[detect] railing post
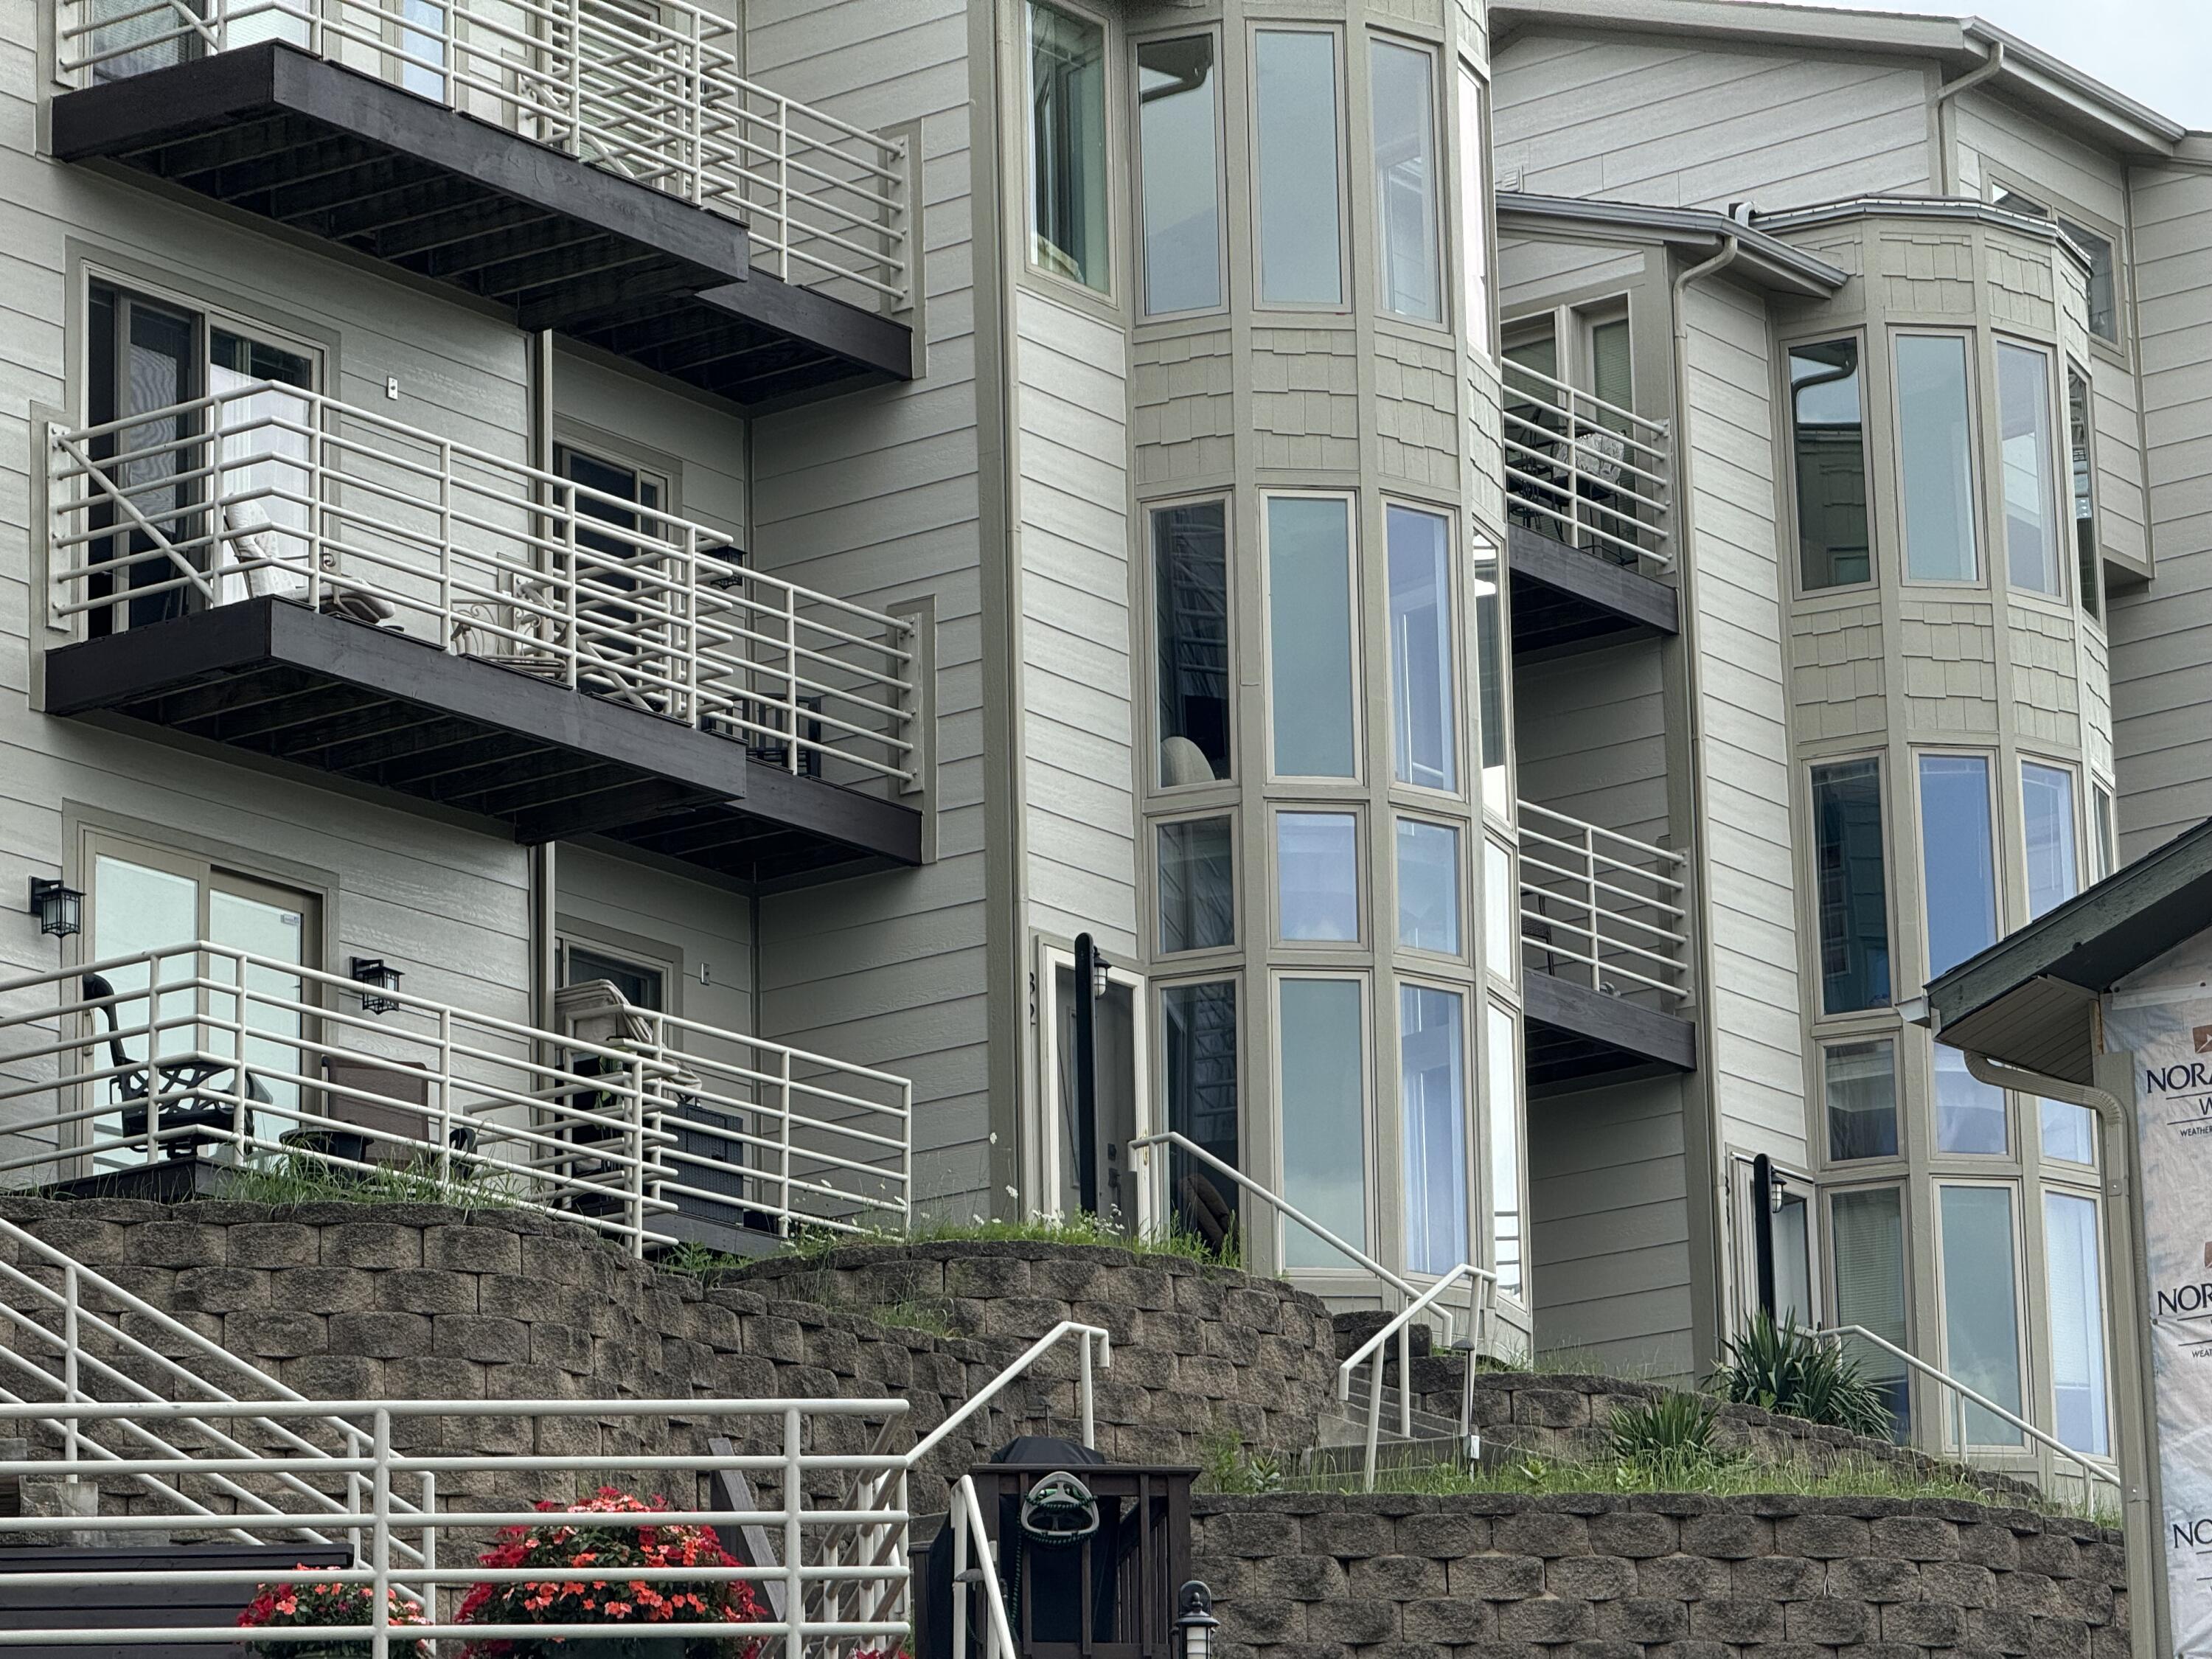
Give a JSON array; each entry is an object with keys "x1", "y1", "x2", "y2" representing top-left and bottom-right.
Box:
[
  {"x1": 775, "y1": 97, "x2": 791, "y2": 282},
  {"x1": 371, "y1": 1408, "x2": 392, "y2": 1659},
  {"x1": 420, "y1": 1470, "x2": 437, "y2": 1617},
  {"x1": 783, "y1": 586, "x2": 799, "y2": 774},
  {"x1": 779, "y1": 1048, "x2": 793, "y2": 1226},
  {"x1": 1079, "y1": 1334, "x2": 1095, "y2": 1450},
  {"x1": 62, "y1": 1263, "x2": 80, "y2": 1482},
  {"x1": 1397, "y1": 1321, "x2": 1412, "y2": 1441},
  {"x1": 784, "y1": 1404, "x2": 806, "y2": 1659}
]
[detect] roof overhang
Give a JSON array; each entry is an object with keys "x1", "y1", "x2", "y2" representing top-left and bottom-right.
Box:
[{"x1": 1498, "y1": 192, "x2": 1848, "y2": 296}]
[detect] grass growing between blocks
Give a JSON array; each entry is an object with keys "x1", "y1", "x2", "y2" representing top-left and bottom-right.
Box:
[{"x1": 771, "y1": 1210, "x2": 1242, "y2": 1268}]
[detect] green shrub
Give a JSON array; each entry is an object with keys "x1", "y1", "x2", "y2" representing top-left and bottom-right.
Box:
[
  {"x1": 1611, "y1": 1391, "x2": 1717, "y2": 1462},
  {"x1": 1709, "y1": 1311, "x2": 1893, "y2": 1440}
]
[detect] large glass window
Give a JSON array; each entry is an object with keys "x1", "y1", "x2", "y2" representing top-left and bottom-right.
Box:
[
  {"x1": 2067, "y1": 370, "x2": 2100, "y2": 623},
  {"x1": 1152, "y1": 501, "x2": 1231, "y2": 786},
  {"x1": 1279, "y1": 813, "x2": 1360, "y2": 942},
  {"x1": 1266, "y1": 496, "x2": 1357, "y2": 777},
  {"x1": 1161, "y1": 981, "x2": 1239, "y2": 1248},
  {"x1": 1826, "y1": 1039, "x2": 1898, "y2": 1161},
  {"x1": 1919, "y1": 754, "x2": 1998, "y2": 977},
  {"x1": 1472, "y1": 539, "x2": 1509, "y2": 817},
  {"x1": 1830, "y1": 1186, "x2": 1910, "y2": 1436},
  {"x1": 1896, "y1": 335, "x2": 1979, "y2": 582},
  {"x1": 2045, "y1": 1191, "x2": 2110, "y2": 1455},
  {"x1": 1483, "y1": 838, "x2": 1514, "y2": 981},
  {"x1": 1456, "y1": 64, "x2": 1489, "y2": 356},
  {"x1": 1136, "y1": 35, "x2": 1221, "y2": 315},
  {"x1": 1386, "y1": 505, "x2": 1456, "y2": 792},
  {"x1": 1395, "y1": 818, "x2": 1461, "y2": 956},
  {"x1": 1158, "y1": 817, "x2": 1234, "y2": 954},
  {"x1": 1401, "y1": 984, "x2": 1468, "y2": 1275},
  {"x1": 2022, "y1": 761, "x2": 2079, "y2": 921},
  {"x1": 1812, "y1": 759, "x2": 1890, "y2": 1015},
  {"x1": 1279, "y1": 978, "x2": 1366, "y2": 1267},
  {"x1": 2093, "y1": 782, "x2": 2116, "y2": 880},
  {"x1": 1486, "y1": 1001, "x2": 1521, "y2": 1298},
  {"x1": 1935, "y1": 1043, "x2": 2008, "y2": 1155},
  {"x1": 1998, "y1": 341, "x2": 2060, "y2": 596},
  {"x1": 1370, "y1": 38, "x2": 1441, "y2": 324},
  {"x1": 1027, "y1": 1, "x2": 1109, "y2": 292},
  {"x1": 1790, "y1": 338, "x2": 1871, "y2": 589},
  {"x1": 1938, "y1": 1184, "x2": 2025, "y2": 1445},
  {"x1": 2042, "y1": 1098, "x2": 2097, "y2": 1166},
  {"x1": 1253, "y1": 29, "x2": 1343, "y2": 306}
]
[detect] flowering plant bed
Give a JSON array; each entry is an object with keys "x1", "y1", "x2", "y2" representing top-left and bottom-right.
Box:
[
  {"x1": 456, "y1": 1487, "x2": 765, "y2": 1659},
  {"x1": 237, "y1": 1571, "x2": 431, "y2": 1659}
]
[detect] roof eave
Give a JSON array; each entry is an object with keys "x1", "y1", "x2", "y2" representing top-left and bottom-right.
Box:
[{"x1": 1496, "y1": 192, "x2": 1847, "y2": 296}]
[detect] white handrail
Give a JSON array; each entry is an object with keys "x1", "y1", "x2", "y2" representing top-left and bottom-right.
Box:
[
  {"x1": 1335, "y1": 1261, "x2": 1497, "y2": 1490},
  {"x1": 1518, "y1": 800, "x2": 1692, "y2": 1007},
  {"x1": 949, "y1": 1474, "x2": 1020, "y2": 1659},
  {"x1": 904, "y1": 1321, "x2": 1111, "y2": 1469},
  {"x1": 1500, "y1": 358, "x2": 1674, "y2": 568}
]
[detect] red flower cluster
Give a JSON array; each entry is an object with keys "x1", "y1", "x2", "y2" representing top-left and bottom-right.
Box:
[
  {"x1": 456, "y1": 1488, "x2": 765, "y2": 1659},
  {"x1": 237, "y1": 1569, "x2": 431, "y2": 1659}
]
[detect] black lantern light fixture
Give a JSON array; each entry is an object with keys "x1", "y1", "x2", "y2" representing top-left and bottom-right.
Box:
[
  {"x1": 350, "y1": 956, "x2": 403, "y2": 1015},
  {"x1": 29, "y1": 879, "x2": 83, "y2": 939},
  {"x1": 1176, "y1": 1582, "x2": 1220, "y2": 1659}
]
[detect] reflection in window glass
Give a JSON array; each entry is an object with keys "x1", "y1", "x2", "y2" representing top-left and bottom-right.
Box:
[
  {"x1": 1157, "y1": 817, "x2": 1234, "y2": 955},
  {"x1": 1387, "y1": 506, "x2": 1455, "y2": 792},
  {"x1": 1939, "y1": 1184, "x2": 2025, "y2": 1445},
  {"x1": 1371, "y1": 39, "x2": 1441, "y2": 323},
  {"x1": 2093, "y1": 783, "x2": 2116, "y2": 880},
  {"x1": 1483, "y1": 837, "x2": 1514, "y2": 981},
  {"x1": 1826, "y1": 1040, "x2": 1898, "y2": 1161},
  {"x1": 2068, "y1": 370, "x2": 2100, "y2": 622},
  {"x1": 1254, "y1": 29, "x2": 1342, "y2": 305},
  {"x1": 1812, "y1": 759, "x2": 1890, "y2": 1015},
  {"x1": 1396, "y1": 818, "x2": 1460, "y2": 956},
  {"x1": 1486, "y1": 1001, "x2": 1521, "y2": 1297},
  {"x1": 1267, "y1": 497, "x2": 1357, "y2": 776},
  {"x1": 1456, "y1": 64, "x2": 1489, "y2": 355},
  {"x1": 1279, "y1": 978, "x2": 1366, "y2": 1267},
  {"x1": 1590, "y1": 316, "x2": 1632, "y2": 418},
  {"x1": 1137, "y1": 35, "x2": 1221, "y2": 315},
  {"x1": 2042, "y1": 1099, "x2": 2097, "y2": 1166},
  {"x1": 1161, "y1": 981, "x2": 1239, "y2": 1245},
  {"x1": 1279, "y1": 813, "x2": 1359, "y2": 942},
  {"x1": 2022, "y1": 762, "x2": 2078, "y2": 920},
  {"x1": 1831, "y1": 1187, "x2": 1911, "y2": 1437},
  {"x1": 1919, "y1": 754, "x2": 1997, "y2": 977},
  {"x1": 1933, "y1": 1043, "x2": 2007, "y2": 1155},
  {"x1": 1791, "y1": 338, "x2": 1871, "y2": 588},
  {"x1": 1153, "y1": 502, "x2": 1231, "y2": 786},
  {"x1": 2045, "y1": 1191, "x2": 2110, "y2": 1455},
  {"x1": 1026, "y1": 2, "x2": 1109, "y2": 291},
  {"x1": 1401, "y1": 985, "x2": 1467, "y2": 1275},
  {"x1": 1472, "y1": 540, "x2": 1509, "y2": 816},
  {"x1": 1999, "y1": 341, "x2": 2060, "y2": 595},
  {"x1": 1897, "y1": 335, "x2": 1979, "y2": 582}
]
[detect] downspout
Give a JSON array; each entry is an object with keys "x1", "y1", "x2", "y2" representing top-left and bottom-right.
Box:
[{"x1": 1930, "y1": 39, "x2": 2006, "y2": 195}]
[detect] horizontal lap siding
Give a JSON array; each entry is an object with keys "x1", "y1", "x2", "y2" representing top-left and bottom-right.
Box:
[{"x1": 1514, "y1": 644, "x2": 1669, "y2": 849}]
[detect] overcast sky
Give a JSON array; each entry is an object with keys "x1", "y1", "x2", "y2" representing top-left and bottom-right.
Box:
[{"x1": 1739, "y1": 0, "x2": 2212, "y2": 129}]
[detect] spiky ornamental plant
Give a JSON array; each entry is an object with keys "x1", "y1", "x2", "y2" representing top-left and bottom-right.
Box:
[{"x1": 1709, "y1": 1310, "x2": 1895, "y2": 1440}]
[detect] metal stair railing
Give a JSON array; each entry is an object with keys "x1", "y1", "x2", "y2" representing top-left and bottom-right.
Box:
[
  {"x1": 1336, "y1": 1261, "x2": 1497, "y2": 1491},
  {"x1": 948, "y1": 1472, "x2": 1021, "y2": 1659}
]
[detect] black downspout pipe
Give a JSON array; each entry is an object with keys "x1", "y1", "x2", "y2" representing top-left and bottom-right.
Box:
[
  {"x1": 1750, "y1": 1152, "x2": 1777, "y2": 1320},
  {"x1": 1074, "y1": 932, "x2": 1099, "y2": 1215}
]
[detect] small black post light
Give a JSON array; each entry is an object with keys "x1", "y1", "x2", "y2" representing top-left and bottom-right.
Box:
[
  {"x1": 1176, "y1": 1581, "x2": 1220, "y2": 1659},
  {"x1": 29, "y1": 879, "x2": 83, "y2": 939},
  {"x1": 350, "y1": 956, "x2": 403, "y2": 1015}
]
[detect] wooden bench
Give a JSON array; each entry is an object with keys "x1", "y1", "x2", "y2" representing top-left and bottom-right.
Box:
[{"x1": 0, "y1": 1542, "x2": 351, "y2": 1659}]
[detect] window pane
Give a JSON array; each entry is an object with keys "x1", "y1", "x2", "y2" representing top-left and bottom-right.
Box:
[
  {"x1": 1279, "y1": 813, "x2": 1359, "y2": 941},
  {"x1": 2068, "y1": 370, "x2": 2100, "y2": 622},
  {"x1": 1938, "y1": 1184, "x2": 2024, "y2": 1445},
  {"x1": 1456, "y1": 65, "x2": 1489, "y2": 355},
  {"x1": 1826, "y1": 1040, "x2": 1898, "y2": 1161},
  {"x1": 2022, "y1": 762, "x2": 2078, "y2": 920},
  {"x1": 1401, "y1": 985, "x2": 1468, "y2": 1274},
  {"x1": 1472, "y1": 540, "x2": 1509, "y2": 816},
  {"x1": 1161, "y1": 981, "x2": 1239, "y2": 1245},
  {"x1": 1935, "y1": 1043, "x2": 2008, "y2": 1155},
  {"x1": 1371, "y1": 39, "x2": 1441, "y2": 323},
  {"x1": 1254, "y1": 29, "x2": 1343, "y2": 305},
  {"x1": 1279, "y1": 978, "x2": 1366, "y2": 1267},
  {"x1": 2045, "y1": 1191, "x2": 2110, "y2": 1455},
  {"x1": 1158, "y1": 817, "x2": 1234, "y2": 954},
  {"x1": 1396, "y1": 818, "x2": 1460, "y2": 956},
  {"x1": 2041, "y1": 1098, "x2": 2097, "y2": 1166},
  {"x1": 1590, "y1": 317, "x2": 1632, "y2": 415},
  {"x1": 1028, "y1": 1, "x2": 1108, "y2": 291},
  {"x1": 1387, "y1": 505, "x2": 1456, "y2": 791},
  {"x1": 1154, "y1": 501, "x2": 1231, "y2": 785},
  {"x1": 1919, "y1": 754, "x2": 1997, "y2": 976},
  {"x1": 1137, "y1": 35, "x2": 1221, "y2": 314},
  {"x1": 1486, "y1": 1001, "x2": 1521, "y2": 1298},
  {"x1": 1791, "y1": 338, "x2": 1871, "y2": 588},
  {"x1": 1483, "y1": 837, "x2": 1514, "y2": 980},
  {"x1": 1812, "y1": 758, "x2": 1890, "y2": 1015},
  {"x1": 1897, "y1": 335, "x2": 1979, "y2": 582},
  {"x1": 1999, "y1": 341, "x2": 2060, "y2": 596},
  {"x1": 1267, "y1": 497, "x2": 1357, "y2": 776},
  {"x1": 2057, "y1": 217, "x2": 2118, "y2": 343},
  {"x1": 1831, "y1": 1187, "x2": 1911, "y2": 1438},
  {"x1": 2093, "y1": 783, "x2": 2115, "y2": 880}
]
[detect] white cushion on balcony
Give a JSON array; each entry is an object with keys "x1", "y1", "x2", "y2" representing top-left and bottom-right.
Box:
[{"x1": 217, "y1": 501, "x2": 313, "y2": 605}]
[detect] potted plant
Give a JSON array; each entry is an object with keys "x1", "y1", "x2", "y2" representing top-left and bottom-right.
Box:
[
  {"x1": 236, "y1": 1571, "x2": 431, "y2": 1659},
  {"x1": 456, "y1": 1487, "x2": 765, "y2": 1659}
]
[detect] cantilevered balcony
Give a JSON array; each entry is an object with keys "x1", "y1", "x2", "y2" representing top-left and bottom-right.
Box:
[
  {"x1": 1517, "y1": 801, "x2": 1697, "y2": 1089},
  {"x1": 44, "y1": 384, "x2": 923, "y2": 882},
  {"x1": 50, "y1": 0, "x2": 912, "y2": 405},
  {"x1": 1503, "y1": 366, "x2": 1678, "y2": 651}
]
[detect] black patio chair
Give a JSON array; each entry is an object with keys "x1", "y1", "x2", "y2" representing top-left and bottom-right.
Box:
[{"x1": 80, "y1": 971, "x2": 268, "y2": 1158}]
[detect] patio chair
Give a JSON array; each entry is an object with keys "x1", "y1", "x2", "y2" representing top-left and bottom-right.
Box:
[
  {"x1": 218, "y1": 502, "x2": 402, "y2": 627},
  {"x1": 79, "y1": 972, "x2": 268, "y2": 1158}
]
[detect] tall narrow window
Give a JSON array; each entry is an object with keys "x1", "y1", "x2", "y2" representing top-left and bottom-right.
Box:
[
  {"x1": 2021, "y1": 761, "x2": 2079, "y2": 920},
  {"x1": 1790, "y1": 338, "x2": 1871, "y2": 588},
  {"x1": 1919, "y1": 754, "x2": 1997, "y2": 976},
  {"x1": 1830, "y1": 1186, "x2": 1910, "y2": 1436},
  {"x1": 1395, "y1": 818, "x2": 1461, "y2": 956},
  {"x1": 1472, "y1": 538, "x2": 1509, "y2": 817},
  {"x1": 1811, "y1": 759, "x2": 1890, "y2": 1015},
  {"x1": 2059, "y1": 218, "x2": 2120, "y2": 344},
  {"x1": 1158, "y1": 817, "x2": 1234, "y2": 954},
  {"x1": 2045, "y1": 1191, "x2": 2110, "y2": 1455},
  {"x1": 1826, "y1": 1039, "x2": 1898, "y2": 1161},
  {"x1": 1279, "y1": 978, "x2": 1366, "y2": 1267},
  {"x1": 2093, "y1": 782, "x2": 2116, "y2": 880},
  {"x1": 1897, "y1": 335, "x2": 1979, "y2": 582},
  {"x1": 1387, "y1": 505, "x2": 1456, "y2": 791},
  {"x1": 1935, "y1": 1042, "x2": 2008, "y2": 1155},
  {"x1": 1266, "y1": 497, "x2": 1357, "y2": 777},
  {"x1": 1456, "y1": 63, "x2": 1489, "y2": 356},
  {"x1": 1483, "y1": 838, "x2": 1514, "y2": 981},
  {"x1": 1136, "y1": 35, "x2": 1221, "y2": 315},
  {"x1": 1279, "y1": 813, "x2": 1360, "y2": 942},
  {"x1": 1486, "y1": 1001, "x2": 1521, "y2": 1297},
  {"x1": 1370, "y1": 38, "x2": 1441, "y2": 324},
  {"x1": 1028, "y1": 1, "x2": 1109, "y2": 292},
  {"x1": 1998, "y1": 341, "x2": 2060, "y2": 596},
  {"x1": 1161, "y1": 981, "x2": 1239, "y2": 1246},
  {"x1": 1401, "y1": 985, "x2": 1468, "y2": 1274},
  {"x1": 1938, "y1": 1184, "x2": 2025, "y2": 1445},
  {"x1": 1253, "y1": 29, "x2": 1343, "y2": 306},
  {"x1": 2042, "y1": 1099, "x2": 2097, "y2": 1166},
  {"x1": 1589, "y1": 316, "x2": 1632, "y2": 420},
  {"x1": 1152, "y1": 502, "x2": 1231, "y2": 786},
  {"x1": 2068, "y1": 369, "x2": 2101, "y2": 622}
]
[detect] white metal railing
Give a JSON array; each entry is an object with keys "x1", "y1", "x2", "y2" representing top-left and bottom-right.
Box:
[
  {"x1": 1502, "y1": 360, "x2": 1673, "y2": 568},
  {"x1": 949, "y1": 1473, "x2": 1021, "y2": 1659},
  {"x1": 0, "y1": 942, "x2": 911, "y2": 1253},
  {"x1": 48, "y1": 386, "x2": 919, "y2": 790},
  {"x1": 1518, "y1": 800, "x2": 1691, "y2": 1008},
  {"x1": 1336, "y1": 1262, "x2": 1496, "y2": 1491},
  {"x1": 53, "y1": 0, "x2": 910, "y2": 309}
]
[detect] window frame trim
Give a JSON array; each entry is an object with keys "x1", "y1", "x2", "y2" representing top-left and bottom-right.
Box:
[
  {"x1": 1259, "y1": 487, "x2": 1366, "y2": 785},
  {"x1": 1270, "y1": 967, "x2": 1377, "y2": 1276},
  {"x1": 1246, "y1": 19, "x2": 1353, "y2": 314},
  {"x1": 1394, "y1": 971, "x2": 1477, "y2": 1276},
  {"x1": 1990, "y1": 331, "x2": 2070, "y2": 607},
  {"x1": 1142, "y1": 490, "x2": 1239, "y2": 802},
  {"x1": 1127, "y1": 18, "x2": 1228, "y2": 321},
  {"x1": 1889, "y1": 326, "x2": 1987, "y2": 591},
  {"x1": 1364, "y1": 25, "x2": 1450, "y2": 333},
  {"x1": 1930, "y1": 1175, "x2": 2033, "y2": 1454},
  {"x1": 1912, "y1": 745, "x2": 2004, "y2": 984},
  {"x1": 1986, "y1": 170, "x2": 2129, "y2": 364},
  {"x1": 1778, "y1": 324, "x2": 1878, "y2": 599},
  {"x1": 1152, "y1": 805, "x2": 1242, "y2": 962},
  {"x1": 1270, "y1": 801, "x2": 1368, "y2": 950},
  {"x1": 1806, "y1": 748, "x2": 1895, "y2": 1024},
  {"x1": 1380, "y1": 495, "x2": 1466, "y2": 803},
  {"x1": 1389, "y1": 810, "x2": 1468, "y2": 966},
  {"x1": 1022, "y1": 0, "x2": 1119, "y2": 304},
  {"x1": 2017, "y1": 753, "x2": 2083, "y2": 925}
]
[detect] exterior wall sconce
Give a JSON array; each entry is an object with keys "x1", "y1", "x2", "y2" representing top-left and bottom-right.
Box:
[
  {"x1": 350, "y1": 956, "x2": 403, "y2": 1015},
  {"x1": 29, "y1": 879, "x2": 83, "y2": 939},
  {"x1": 1176, "y1": 1581, "x2": 1220, "y2": 1659}
]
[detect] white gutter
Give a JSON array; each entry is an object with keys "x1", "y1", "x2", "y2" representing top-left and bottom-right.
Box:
[{"x1": 1928, "y1": 38, "x2": 2003, "y2": 196}]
